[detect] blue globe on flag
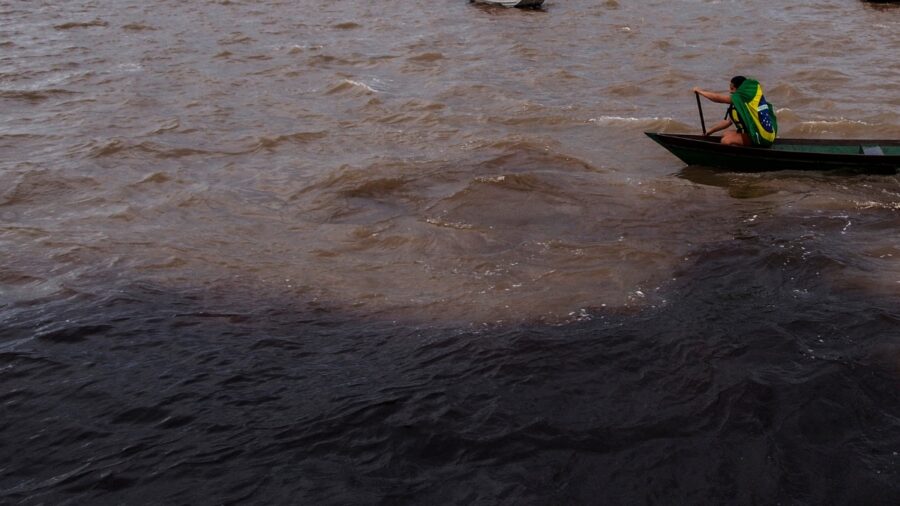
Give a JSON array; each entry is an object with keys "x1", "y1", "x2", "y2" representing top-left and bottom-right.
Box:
[{"x1": 758, "y1": 97, "x2": 774, "y2": 133}]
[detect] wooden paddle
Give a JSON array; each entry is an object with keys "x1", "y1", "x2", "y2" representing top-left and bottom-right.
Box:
[{"x1": 695, "y1": 91, "x2": 707, "y2": 135}]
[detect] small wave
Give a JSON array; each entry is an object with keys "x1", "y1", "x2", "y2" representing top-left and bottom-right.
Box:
[
  {"x1": 135, "y1": 172, "x2": 172, "y2": 185},
  {"x1": 793, "y1": 68, "x2": 852, "y2": 82},
  {"x1": 472, "y1": 173, "x2": 547, "y2": 192},
  {"x1": 389, "y1": 99, "x2": 445, "y2": 113},
  {"x1": 333, "y1": 22, "x2": 361, "y2": 30},
  {"x1": 37, "y1": 324, "x2": 113, "y2": 343},
  {"x1": 767, "y1": 83, "x2": 804, "y2": 99},
  {"x1": 300, "y1": 163, "x2": 425, "y2": 204},
  {"x1": 54, "y1": 19, "x2": 108, "y2": 30},
  {"x1": 0, "y1": 88, "x2": 75, "y2": 102},
  {"x1": 773, "y1": 107, "x2": 798, "y2": 122},
  {"x1": 375, "y1": 110, "x2": 440, "y2": 125},
  {"x1": 0, "y1": 133, "x2": 45, "y2": 142},
  {"x1": 249, "y1": 131, "x2": 328, "y2": 150},
  {"x1": 122, "y1": 23, "x2": 155, "y2": 31},
  {"x1": 287, "y1": 44, "x2": 323, "y2": 55},
  {"x1": 112, "y1": 406, "x2": 172, "y2": 425},
  {"x1": 23, "y1": 71, "x2": 82, "y2": 89},
  {"x1": 589, "y1": 115, "x2": 676, "y2": 129},
  {"x1": 407, "y1": 52, "x2": 444, "y2": 63},
  {"x1": 425, "y1": 217, "x2": 474, "y2": 230},
  {"x1": 140, "y1": 256, "x2": 187, "y2": 269},
  {"x1": 545, "y1": 69, "x2": 581, "y2": 81},
  {"x1": 308, "y1": 54, "x2": 358, "y2": 67},
  {"x1": 344, "y1": 79, "x2": 379, "y2": 93},
  {"x1": 327, "y1": 79, "x2": 379, "y2": 95},
  {"x1": 82, "y1": 139, "x2": 231, "y2": 159},
  {"x1": 790, "y1": 118, "x2": 873, "y2": 136},
  {"x1": 1, "y1": 171, "x2": 100, "y2": 207},
  {"x1": 116, "y1": 63, "x2": 143, "y2": 73},
  {"x1": 0, "y1": 268, "x2": 43, "y2": 286},
  {"x1": 426, "y1": 171, "x2": 565, "y2": 224},
  {"x1": 855, "y1": 201, "x2": 900, "y2": 210},
  {"x1": 339, "y1": 177, "x2": 411, "y2": 199},
  {"x1": 146, "y1": 118, "x2": 180, "y2": 135},
  {"x1": 474, "y1": 175, "x2": 507, "y2": 184},
  {"x1": 645, "y1": 69, "x2": 695, "y2": 87},
  {"x1": 461, "y1": 140, "x2": 603, "y2": 173},
  {"x1": 800, "y1": 119, "x2": 870, "y2": 127},
  {"x1": 493, "y1": 114, "x2": 580, "y2": 127},
  {"x1": 83, "y1": 139, "x2": 131, "y2": 158},
  {"x1": 604, "y1": 84, "x2": 646, "y2": 97},
  {"x1": 218, "y1": 33, "x2": 255, "y2": 45}
]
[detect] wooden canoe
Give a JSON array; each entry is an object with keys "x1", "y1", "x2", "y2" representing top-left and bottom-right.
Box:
[
  {"x1": 470, "y1": 0, "x2": 545, "y2": 8},
  {"x1": 646, "y1": 132, "x2": 900, "y2": 173}
]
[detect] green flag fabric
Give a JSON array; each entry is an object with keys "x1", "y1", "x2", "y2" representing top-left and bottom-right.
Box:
[{"x1": 730, "y1": 79, "x2": 778, "y2": 147}]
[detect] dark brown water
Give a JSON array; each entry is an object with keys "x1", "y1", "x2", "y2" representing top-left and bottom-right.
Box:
[{"x1": 2, "y1": 0, "x2": 900, "y2": 503}]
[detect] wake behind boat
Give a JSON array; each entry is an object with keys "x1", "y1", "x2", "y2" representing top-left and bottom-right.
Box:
[
  {"x1": 646, "y1": 132, "x2": 900, "y2": 173},
  {"x1": 470, "y1": 0, "x2": 545, "y2": 8}
]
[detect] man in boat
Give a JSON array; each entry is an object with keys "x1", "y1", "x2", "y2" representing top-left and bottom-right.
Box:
[{"x1": 692, "y1": 76, "x2": 778, "y2": 147}]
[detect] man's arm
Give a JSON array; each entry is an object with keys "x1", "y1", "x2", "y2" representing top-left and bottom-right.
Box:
[
  {"x1": 704, "y1": 118, "x2": 732, "y2": 136},
  {"x1": 692, "y1": 87, "x2": 732, "y2": 104}
]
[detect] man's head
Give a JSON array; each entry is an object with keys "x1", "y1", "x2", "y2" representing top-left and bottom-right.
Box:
[{"x1": 729, "y1": 75, "x2": 747, "y2": 92}]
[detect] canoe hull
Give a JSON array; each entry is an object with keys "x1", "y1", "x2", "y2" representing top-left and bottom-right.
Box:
[
  {"x1": 471, "y1": 0, "x2": 545, "y2": 8},
  {"x1": 646, "y1": 132, "x2": 900, "y2": 173}
]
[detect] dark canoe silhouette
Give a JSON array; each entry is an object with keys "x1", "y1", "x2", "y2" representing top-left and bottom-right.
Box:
[
  {"x1": 471, "y1": 0, "x2": 544, "y2": 7},
  {"x1": 646, "y1": 132, "x2": 900, "y2": 173}
]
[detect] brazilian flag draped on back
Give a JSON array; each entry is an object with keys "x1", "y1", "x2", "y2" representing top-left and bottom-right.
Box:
[{"x1": 731, "y1": 79, "x2": 777, "y2": 147}]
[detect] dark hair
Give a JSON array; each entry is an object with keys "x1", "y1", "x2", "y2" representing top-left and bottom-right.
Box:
[{"x1": 730, "y1": 75, "x2": 747, "y2": 88}]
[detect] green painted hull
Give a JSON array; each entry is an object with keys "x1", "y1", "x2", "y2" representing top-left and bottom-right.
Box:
[
  {"x1": 646, "y1": 132, "x2": 900, "y2": 173},
  {"x1": 471, "y1": 0, "x2": 544, "y2": 7}
]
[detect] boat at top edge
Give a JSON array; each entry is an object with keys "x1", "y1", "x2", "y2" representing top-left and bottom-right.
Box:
[
  {"x1": 646, "y1": 132, "x2": 900, "y2": 173},
  {"x1": 470, "y1": 0, "x2": 545, "y2": 8}
]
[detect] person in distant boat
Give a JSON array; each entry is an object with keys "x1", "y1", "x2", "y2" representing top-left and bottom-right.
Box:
[{"x1": 692, "y1": 76, "x2": 778, "y2": 147}]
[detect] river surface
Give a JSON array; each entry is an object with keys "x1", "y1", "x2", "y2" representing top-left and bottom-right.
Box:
[{"x1": 2, "y1": 0, "x2": 900, "y2": 503}]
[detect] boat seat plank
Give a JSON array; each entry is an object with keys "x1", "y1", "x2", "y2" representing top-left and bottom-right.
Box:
[{"x1": 860, "y1": 145, "x2": 884, "y2": 156}]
